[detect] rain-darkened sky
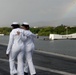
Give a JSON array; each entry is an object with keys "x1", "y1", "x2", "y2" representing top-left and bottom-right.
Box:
[{"x1": 0, "y1": 0, "x2": 76, "y2": 27}]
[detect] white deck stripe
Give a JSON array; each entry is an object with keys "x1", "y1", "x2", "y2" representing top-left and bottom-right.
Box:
[
  {"x1": 35, "y1": 66, "x2": 76, "y2": 75},
  {"x1": 35, "y1": 50, "x2": 76, "y2": 60},
  {"x1": 0, "y1": 58, "x2": 75, "y2": 75},
  {"x1": 0, "y1": 43, "x2": 8, "y2": 46},
  {"x1": 0, "y1": 43, "x2": 76, "y2": 60}
]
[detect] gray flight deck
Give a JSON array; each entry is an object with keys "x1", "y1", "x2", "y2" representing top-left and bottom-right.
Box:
[{"x1": 0, "y1": 45, "x2": 76, "y2": 75}]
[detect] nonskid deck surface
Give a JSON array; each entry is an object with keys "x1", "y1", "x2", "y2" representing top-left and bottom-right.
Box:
[{"x1": 0, "y1": 45, "x2": 76, "y2": 75}]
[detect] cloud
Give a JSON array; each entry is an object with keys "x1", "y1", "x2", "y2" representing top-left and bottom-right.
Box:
[{"x1": 0, "y1": 0, "x2": 75, "y2": 27}]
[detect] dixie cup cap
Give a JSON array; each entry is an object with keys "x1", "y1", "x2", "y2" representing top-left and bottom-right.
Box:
[
  {"x1": 22, "y1": 22, "x2": 29, "y2": 25},
  {"x1": 12, "y1": 22, "x2": 19, "y2": 24}
]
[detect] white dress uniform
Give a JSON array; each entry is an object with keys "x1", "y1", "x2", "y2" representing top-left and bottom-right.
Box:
[
  {"x1": 6, "y1": 28, "x2": 26, "y2": 75},
  {"x1": 23, "y1": 30, "x2": 36, "y2": 75}
]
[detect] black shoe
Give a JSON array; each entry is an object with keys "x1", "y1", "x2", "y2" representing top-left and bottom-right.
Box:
[
  {"x1": 14, "y1": 74, "x2": 17, "y2": 75},
  {"x1": 24, "y1": 72, "x2": 28, "y2": 75},
  {"x1": 33, "y1": 74, "x2": 36, "y2": 75}
]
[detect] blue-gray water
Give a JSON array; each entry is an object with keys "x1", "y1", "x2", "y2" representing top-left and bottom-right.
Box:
[{"x1": 0, "y1": 36, "x2": 76, "y2": 57}]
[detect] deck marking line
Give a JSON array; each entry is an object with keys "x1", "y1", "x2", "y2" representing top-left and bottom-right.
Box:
[
  {"x1": 35, "y1": 50, "x2": 76, "y2": 60},
  {"x1": 35, "y1": 65, "x2": 76, "y2": 75}
]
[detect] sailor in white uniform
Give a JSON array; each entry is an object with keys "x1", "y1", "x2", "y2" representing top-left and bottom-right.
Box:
[
  {"x1": 21, "y1": 22, "x2": 37, "y2": 75},
  {"x1": 6, "y1": 22, "x2": 26, "y2": 75}
]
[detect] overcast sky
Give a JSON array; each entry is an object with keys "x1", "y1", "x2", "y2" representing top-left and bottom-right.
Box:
[{"x1": 0, "y1": 0, "x2": 76, "y2": 27}]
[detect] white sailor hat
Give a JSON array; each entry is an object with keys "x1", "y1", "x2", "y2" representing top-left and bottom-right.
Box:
[
  {"x1": 11, "y1": 22, "x2": 20, "y2": 27},
  {"x1": 21, "y1": 22, "x2": 30, "y2": 29},
  {"x1": 12, "y1": 22, "x2": 19, "y2": 25},
  {"x1": 22, "y1": 22, "x2": 29, "y2": 25},
  {"x1": 11, "y1": 22, "x2": 19, "y2": 26}
]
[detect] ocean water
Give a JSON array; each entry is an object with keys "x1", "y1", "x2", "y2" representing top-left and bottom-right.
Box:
[{"x1": 0, "y1": 35, "x2": 76, "y2": 57}]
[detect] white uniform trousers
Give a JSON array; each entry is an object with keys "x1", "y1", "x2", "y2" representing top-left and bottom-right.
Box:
[
  {"x1": 9, "y1": 45, "x2": 24, "y2": 75},
  {"x1": 24, "y1": 44, "x2": 36, "y2": 75}
]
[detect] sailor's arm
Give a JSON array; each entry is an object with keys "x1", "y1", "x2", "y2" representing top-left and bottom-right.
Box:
[
  {"x1": 17, "y1": 30, "x2": 27, "y2": 42},
  {"x1": 24, "y1": 31, "x2": 37, "y2": 38},
  {"x1": 21, "y1": 33, "x2": 27, "y2": 41},
  {"x1": 31, "y1": 33, "x2": 37, "y2": 38},
  {"x1": 6, "y1": 33, "x2": 14, "y2": 55}
]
